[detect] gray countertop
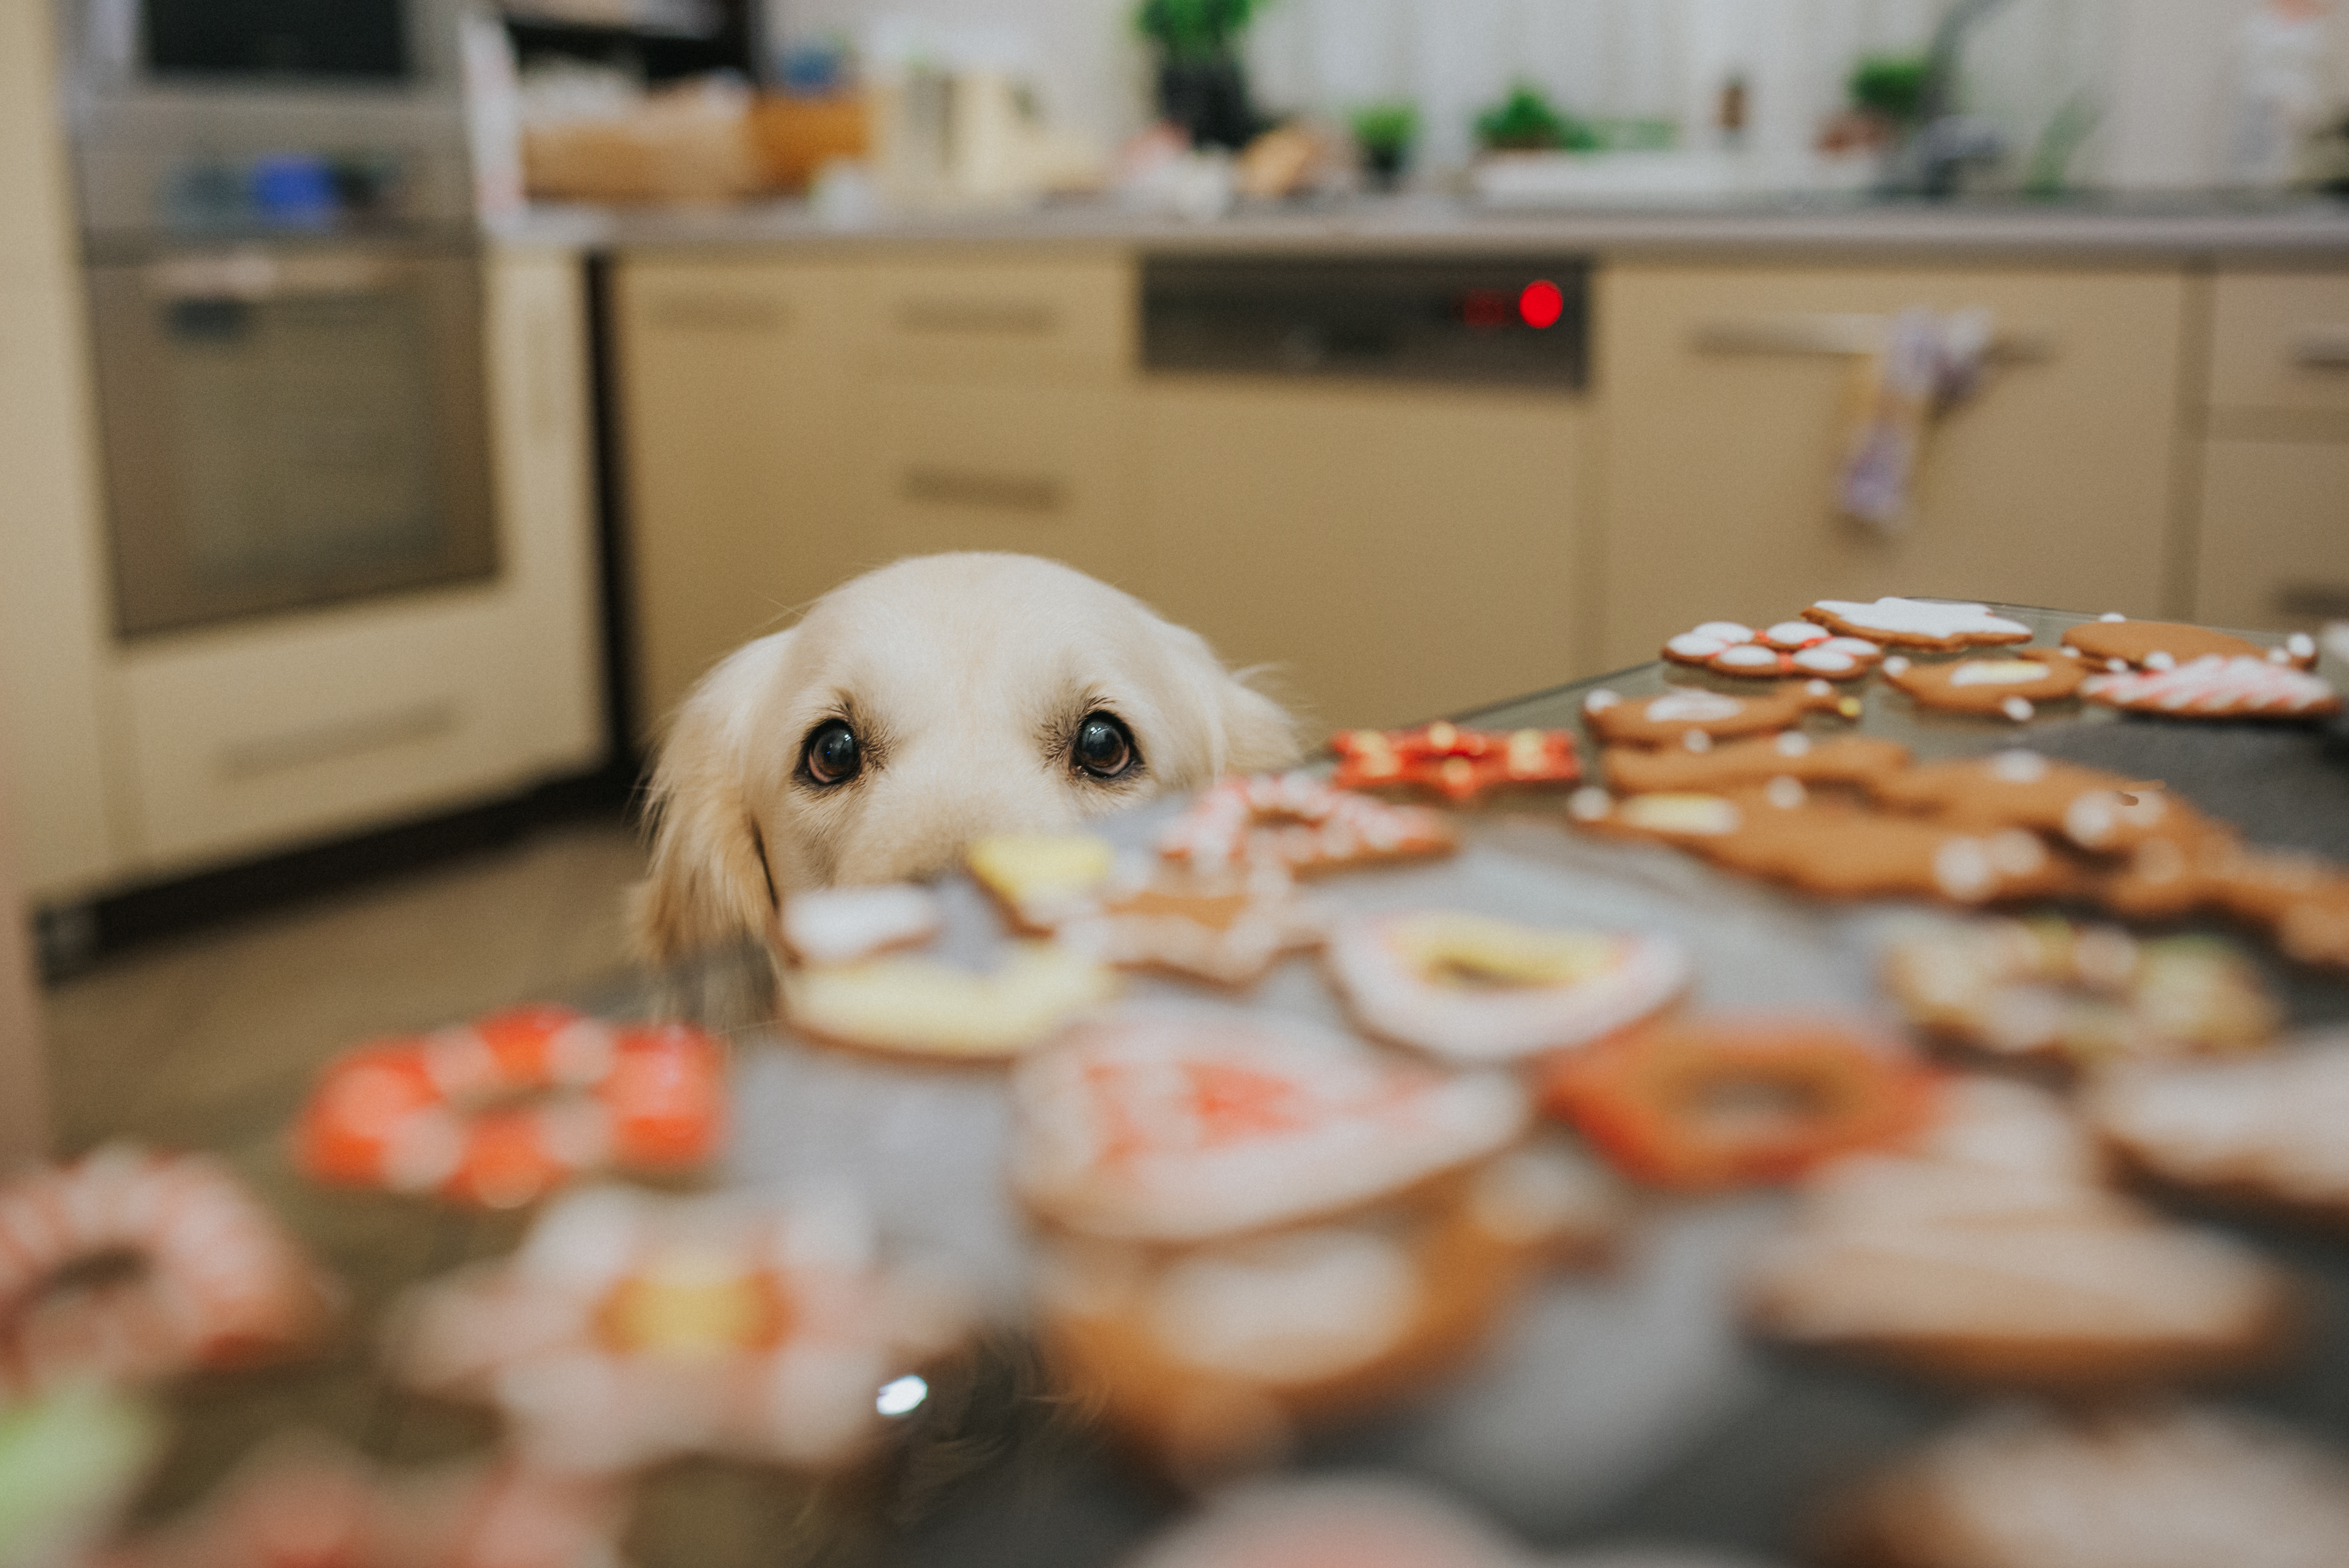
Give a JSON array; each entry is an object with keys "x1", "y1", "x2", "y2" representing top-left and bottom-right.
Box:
[{"x1": 498, "y1": 189, "x2": 2349, "y2": 263}]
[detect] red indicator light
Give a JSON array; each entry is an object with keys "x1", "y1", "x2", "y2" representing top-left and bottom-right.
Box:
[{"x1": 1518, "y1": 279, "x2": 1565, "y2": 329}]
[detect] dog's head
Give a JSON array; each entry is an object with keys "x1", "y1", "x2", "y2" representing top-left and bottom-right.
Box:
[{"x1": 633, "y1": 553, "x2": 1300, "y2": 965}]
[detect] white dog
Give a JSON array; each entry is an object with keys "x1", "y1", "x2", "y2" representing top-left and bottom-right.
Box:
[{"x1": 634, "y1": 553, "x2": 1300, "y2": 965}]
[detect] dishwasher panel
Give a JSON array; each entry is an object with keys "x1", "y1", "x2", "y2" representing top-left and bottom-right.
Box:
[{"x1": 1141, "y1": 255, "x2": 1590, "y2": 388}]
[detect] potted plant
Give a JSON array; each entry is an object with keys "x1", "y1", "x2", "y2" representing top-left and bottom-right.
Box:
[
  {"x1": 1474, "y1": 83, "x2": 1599, "y2": 154},
  {"x1": 1349, "y1": 100, "x2": 1418, "y2": 188},
  {"x1": 1136, "y1": 0, "x2": 1268, "y2": 150}
]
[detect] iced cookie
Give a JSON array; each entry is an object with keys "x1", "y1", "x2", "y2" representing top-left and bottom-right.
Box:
[
  {"x1": 1602, "y1": 732, "x2": 1911, "y2": 795},
  {"x1": 1663, "y1": 620, "x2": 1884, "y2": 680},
  {"x1": 2089, "y1": 1035, "x2": 2349, "y2": 1228},
  {"x1": 1325, "y1": 910, "x2": 1691, "y2": 1064},
  {"x1": 2200, "y1": 848, "x2": 2349, "y2": 964},
  {"x1": 778, "y1": 884, "x2": 942, "y2": 965},
  {"x1": 1582, "y1": 681, "x2": 1852, "y2": 748},
  {"x1": 1160, "y1": 773, "x2": 1457, "y2": 876},
  {"x1": 1698, "y1": 792, "x2": 2076, "y2": 905},
  {"x1": 1868, "y1": 751, "x2": 2205, "y2": 854},
  {"x1": 1057, "y1": 859, "x2": 1326, "y2": 988},
  {"x1": 2061, "y1": 612, "x2": 2316, "y2": 672},
  {"x1": 395, "y1": 1186, "x2": 969, "y2": 1476},
  {"x1": 782, "y1": 942, "x2": 1114, "y2": 1060},
  {"x1": 1541, "y1": 1016, "x2": 1939, "y2": 1191},
  {"x1": 966, "y1": 832, "x2": 1117, "y2": 931},
  {"x1": 1743, "y1": 1078, "x2": 2297, "y2": 1389},
  {"x1": 1882, "y1": 919, "x2": 2277, "y2": 1071},
  {"x1": 2081, "y1": 656, "x2": 2341, "y2": 719},
  {"x1": 1010, "y1": 1010, "x2": 1529, "y2": 1244},
  {"x1": 1817, "y1": 1403, "x2": 2349, "y2": 1568},
  {"x1": 1803, "y1": 597, "x2": 2032, "y2": 651},
  {"x1": 1881, "y1": 648, "x2": 2084, "y2": 720},
  {"x1": 1330, "y1": 721, "x2": 1580, "y2": 805},
  {"x1": 1121, "y1": 1475, "x2": 1535, "y2": 1568}
]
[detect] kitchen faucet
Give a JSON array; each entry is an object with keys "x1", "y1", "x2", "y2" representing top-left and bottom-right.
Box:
[{"x1": 1895, "y1": 0, "x2": 2017, "y2": 197}]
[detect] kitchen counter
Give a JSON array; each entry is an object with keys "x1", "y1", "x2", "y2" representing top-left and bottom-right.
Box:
[{"x1": 505, "y1": 189, "x2": 2349, "y2": 262}]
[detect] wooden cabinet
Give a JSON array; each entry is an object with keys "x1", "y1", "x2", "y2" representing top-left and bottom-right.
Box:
[
  {"x1": 1140, "y1": 379, "x2": 1583, "y2": 731},
  {"x1": 614, "y1": 258, "x2": 867, "y2": 742},
  {"x1": 2193, "y1": 269, "x2": 2349, "y2": 633},
  {"x1": 1594, "y1": 264, "x2": 2190, "y2": 668}
]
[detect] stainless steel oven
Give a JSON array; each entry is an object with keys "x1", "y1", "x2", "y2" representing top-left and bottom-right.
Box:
[{"x1": 87, "y1": 238, "x2": 496, "y2": 637}]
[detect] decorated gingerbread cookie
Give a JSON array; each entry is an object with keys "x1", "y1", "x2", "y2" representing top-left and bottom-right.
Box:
[
  {"x1": 1056, "y1": 858, "x2": 1326, "y2": 988},
  {"x1": 1122, "y1": 1476, "x2": 1538, "y2": 1568},
  {"x1": 1701, "y1": 790, "x2": 2076, "y2": 905},
  {"x1": 1602, "y1": 731, "x2": 1911, "y2": 795},
  {"x1": 1159, "y1": 773, "x2": 1457, "y2": 877},
  {"x1": 1882, "y1": 918, "x2": 2278, "y2": 1072},
  {"x1": 2082, "y1": 655, "x2": 2341, "y2": 719},
  {"x1": 778, "y1": 884, "x2": 942, "y2": 965},
  {"x1": 1329, "y1": 721, "x2": 1580, "y2": 805},
  {"x1": 1582, "y1": 681, "x2": 1852, "y2": 749},
  {"x1": 1324, "y1": 910, "x2": 1690, "y2": 1064},
  {"x1": 1742, "y1": 1077, "x2": 2297, "y2": 1389},
  {"x1": 1867, "y1": 751, "x2": 2205, "y2": 854},
  {"x1": 1802, "y1": 597, "x2": 2031, "y2": 651},
  {"x1": 1881, "y1": 647, "x2": 2084, "y2": 720},
  {"x1": 396, "y1": 1186, "x2": 970, "y2": 1476},
  {"x1": 2211, "y1": 855, "x2": 2349, "y2": 967},
  {"x1": 1662, "y1": 620, "x2": 1884, "y2": 680},
  {"x1": 1542, "y1": 1016, "x2": 1939, "y2": 1191},
  {"x1": 2089, "y1": 1034, "x2": 2349, "y2": 1228},
  {"x1": 1009, "y1": 1009, "x2": 1529, "y2": 1244},
  {"x1": 2061, "y1": 612, "x2": 2317, "y2": 672},
  {"x1": 1818, "y1": 1404, "x2": 2349, "y2": 1568},
  {"x1": 781, "y1": 942, "x2": 1115, "y2": 1060}
]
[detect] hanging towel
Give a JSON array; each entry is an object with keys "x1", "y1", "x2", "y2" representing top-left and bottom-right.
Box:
[{"x1": 1838, "y1": 307, "x2": 1993, "y2": 531}]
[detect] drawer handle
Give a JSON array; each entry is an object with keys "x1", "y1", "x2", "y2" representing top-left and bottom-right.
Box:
[
  {"x1": 2273, "y1": 583, "x2": 2349, "y2": 620},
  {"x1": 901, "y1": 466, "x2": 1066, "y2": 513},
  {"x1": 1692, "y1": 313, "x2": 2055, "y2": 363},
  {"x1": 2289, "y1": 325, "x2": 2349, "y2": 369},
  {"x1": 646, "y1": 293, "x2": 790, "y2": 332},
  {"x1": 895, "y1": 299, "x2": 1058, "y2": 336},
  {"x1": 217, "y1": 700, "x2": 459, "y2": 779}
]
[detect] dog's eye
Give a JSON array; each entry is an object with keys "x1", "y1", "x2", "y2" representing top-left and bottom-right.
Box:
[
  {"x1": 802, "y1": 720, "x2": 860, "y2": 786},
  {"x1": 1072, "y1": 712, "x2": 1138, "y2": 780}
]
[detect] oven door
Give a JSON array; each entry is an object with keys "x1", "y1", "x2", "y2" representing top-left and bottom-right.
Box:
[{"x1": 87, "y1": 241, "x2": 498, "y2": 638}]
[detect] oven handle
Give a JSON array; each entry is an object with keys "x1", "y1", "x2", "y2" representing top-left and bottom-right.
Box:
[{"x1": 144, "y1": 250, "x2": 409, "y2": 302}]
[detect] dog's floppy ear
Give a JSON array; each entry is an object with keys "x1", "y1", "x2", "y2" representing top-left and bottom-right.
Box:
[
  {"x1": 1148, "y1": 616, "x2": 1305, "y2": 781},
  {"x1": 1215, "y1": 668, "x2": 1305, "y2": 776},
  {"x1": 631, "y1": 632, "x2": 792, "y2": 967}
]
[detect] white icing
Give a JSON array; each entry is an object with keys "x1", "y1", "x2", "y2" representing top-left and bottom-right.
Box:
[
  {"x1": 1148, "y1": 1230, "x2": 1420, "y2": 1382},
  {"x1": 1792, "y1": 647, "x2": 1857, "y2": 673},
  {"x1": 2144, "y1": 650, "x2": 2176, "y2": 671},
  {"x1": 2001, "y1": 696, "x2": 2036, "y2": 722},
  {"x1": 1933, "y1": 838, "x2": 1997, "y2": 901},
  {"x1": 1690, "y1": 620, "x2": 1754, "y2": 642},
  {"x1": 1715, "y1": 644, "x2": 1784, "y2": 669},
  {"x1": 1990, "y1": 750, "x2": 2048, "y2": 783},
  {"x1": 781, "y1": 884, "x2": 942, "y2": 967},
  {"x1": 1643, "y1": 691, "x2": 1743, "y2": 723},
  {"x1": 1952, "y1": 660, "x2": 2052, "y2": 687},
  {"x1": 1667, "y1": 632, "x2": 1734, "y2": 659},
  {"x1": 1620, "y1": 794, "x2": 1741, "y2": 834},
  {"x1": 1774, "y1": 731, "x2": 1813, "y2": 757},
  {"x1": 1681, "y1": 729, "x2": 1713, "y2": 753},
  {"x1": 2084, "y1": 656, "x2": 2337, "y2": 716},
  {"x1": 2100, "y1": 611, "x2": 2128, "y2": 622},
  {"x1": 2093, "y1": 1047, "x2": 2349, "y2": 1203},
  {"x1": 1765, "y1": 620, "x2": 1828, "y2": 648},
  {"x1": 1566, "y1": 787, "x2": 1612, "y2": 822},
  {"x1": 1810, "y1": 597, "x2": 2029, "y2": 641},
  {"x1": 2289, "y1": 632, "x2": 2316, "y2": 659},
  {"x1": 1821, "y1": 637, "x2": 1880, "y2": 657},
  {"x1": 1765, "y1": 776, "x2": 1807, "y2": 809},
  {"x1": 1884, "y1": 656, "x2": 1912, "y2": 675}
]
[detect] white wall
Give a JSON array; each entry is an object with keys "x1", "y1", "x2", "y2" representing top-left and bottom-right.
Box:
[{"x1": 773, "y1": 0, "x2": 2349, "y2": 191}]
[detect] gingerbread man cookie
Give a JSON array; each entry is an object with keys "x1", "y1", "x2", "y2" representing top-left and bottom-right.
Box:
[
  {"x1": 1056, "y1": 859, "x2": 1326, "y2": 988},
  {"x1": 1803, "y1": 597, "x2": 2031, "y2": 651},
  {"x1": 2061, "y1": 612, "x2": 2317, "y2": 672},
  {"x1": 1602, "y1": 731, "x2": 1911, "y2": 795},
  {"x1": 1867, "y1": 751, "x2": 2206, "y2": 854},
  {"x1": 1582, "y1": 681, "x2": 1852, "y2": 749},
  {"x1": 1881, "y1": 647, "x2": 2085, "y2": 721},
  {"x1": 2082, "y1": 656, "x2": 2341, "y2": 719},
  {"x1": 1159, "y1": 773, "x2": 1457, "y2": 877}
]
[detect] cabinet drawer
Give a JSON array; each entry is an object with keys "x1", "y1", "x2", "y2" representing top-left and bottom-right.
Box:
[
  {"x1": 2209, "y1": 271, "x2": 2349, "y2": 415},
  {"x1": 862, "y1": 382, "x2": 1137, "y2": 587},
  {"x1": 2195, "y1": 438, "x2": 2349, "y2": 632},
  {"x1": 855, "y1": 259, "x2": 1133, "y2": 382},
  {"x1": 119, "y1": 595, "x2": 594, "y2": 872}
]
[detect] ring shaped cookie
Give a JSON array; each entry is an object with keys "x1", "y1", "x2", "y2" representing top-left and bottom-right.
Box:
[
  {"x1": 1883, "y1": 918, "x2": 2277, "y2": 1070},
  {"x1": 1326, "y1": 911, "x2": 1690, "y2": 1064},
  {"x1": 1542, "y1": 1019, "x2": 1938, "y2": 1191},
  {"x1": 297, "y1": 1005, "x2": 727, "y2": 1209},
  {"x1": 0, "y1": 1144, "x2": 340, "y2": 1395}
]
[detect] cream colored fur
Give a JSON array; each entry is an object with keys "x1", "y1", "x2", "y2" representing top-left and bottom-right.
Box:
[{"x1": 633, "y1": 553, "x2": 1300, "y2": 966}]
